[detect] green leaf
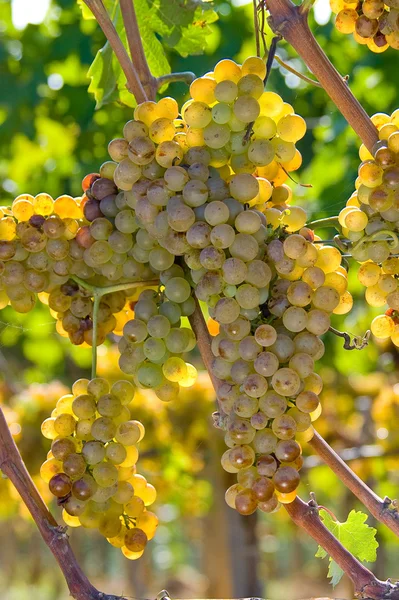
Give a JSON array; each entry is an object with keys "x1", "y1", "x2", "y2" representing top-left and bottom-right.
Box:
[
  {"x1": 316, "y1": 510, "x2": 378, "y2": 587},
  {"x1": 88, "y1": 41, "x2": 121, "y2": 108},
  {"x1": 141, "y1": 0, "x2": 218, "y2": 57},
  {"x1": 134, "y1": 0, "x2": 171, "y2": 77},
  {"x1": 87, "y1": 2, "x2": 170, "y2": 108},
  {"x1": 85, "y1": 0, "x2": 217, "y2": 106},
  {"x1": 77, "y1": 0, "x2": 117, "y2": 20},
  {"x1": 327, "y1": 561, "x2": 345, "y2": 588}
]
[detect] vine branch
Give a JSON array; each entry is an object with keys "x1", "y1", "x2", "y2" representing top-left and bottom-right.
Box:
[
  {"x1": 82, "y1": 0, "x2": 148, "y2": 103},
  {"x1": 188, "y1": 300, "x2": 399, "y2": 598},
  {"x1": 119, "y1": 0, "x2": 157, "y2": 99},
  {"x1": 0, "y1": 408, "x2": 126, "y2": 600},
  {"x1": 309, "y1": 431, "x2": 399, "y2": 537},
  {"x1": 285, "y1": 496, "x2": 399, "y2": 599},
  {"x1": 265, "y1": 0, "x2": 379, "y2": 152}
]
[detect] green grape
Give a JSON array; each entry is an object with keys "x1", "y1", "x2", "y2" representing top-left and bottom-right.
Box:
[
  {"x1": 164, "y1": 277, "x2": 191, "y2": 303},
  {"x1": 162, "y1": 357, "x2": 187, "y2": 382},
  {"x1": 137, "y1": 362, "x2": 164, "y2": 387},
  {"x1": 82, "y1": 441, "x2": 106, "y2": 465}
]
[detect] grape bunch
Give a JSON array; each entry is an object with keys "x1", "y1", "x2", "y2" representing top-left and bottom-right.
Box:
[
  {"x1": 40, "y1": 377, "x2": 158, "y2": 560},
  {"x1": 3, "y1": 56, "x2": 353, "y2": 526},
  {"x1": 330, "y1": 0, "x2": 399, "y2": 52},
  {"x1": 119, "y1": 284, "x2": 197, "y2": 401},
  {"x1": 46, "y1": 280, "x2": 136, "y2": 346},
  {"x1": 0, "y1": 193, "x2": 84, "y2": 313},
  {"x1": 185, "y1": 56, "x2": 305, "y2": 185},
  {"x1": 339, "y1": 110, "x2": 399, "y2": 346},
  {"x1": 210, "y1": 230, "x2": 351, "y2": 514}
]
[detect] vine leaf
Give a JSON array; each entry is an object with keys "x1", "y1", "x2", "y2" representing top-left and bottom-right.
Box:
[
  {"x1": 87, "y1": 2, "x2": 169, "y2": 108},
  {"x1": 143, "y1": 0, "x2": 218, "y2": 56},
  {"x1": 83, "y1": 0, "x2": 217, "y2": 107},
  {"x1": 315, "y1": 510, "x2": 378, "y2": 587}
]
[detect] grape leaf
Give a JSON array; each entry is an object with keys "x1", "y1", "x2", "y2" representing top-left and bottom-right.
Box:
[
  {"x1": 139, "y1": 0, "x2": 218, "y2": 56},
  {"x1": 86, "y1": 1, "x2": 170, "y2": 108},
  {"x1": 85, "y1": 0, "x2": 217, "y2": 106},
  {"x1": 133, "y1": 0, "x2": 171, "y2": 77},
  {"x1": 315, "y1": 510, "x2": 378, "y2": 587}
]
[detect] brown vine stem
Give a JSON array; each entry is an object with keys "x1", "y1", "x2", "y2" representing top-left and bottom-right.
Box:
[
  {"x1": 0, "y1": 407, "x2": 126, "y2": 600},
  {"x1": 285, "y1": 497, "x2": 399, "y2": 599},
  {"x1": 188, "y1": 297, "x2": 224, "y2": 415},
  {"x1": 309, "y1": 431, "x2": 399, "y2": 537},
  {"x1": 82, "y1": 0, "x2": 147, "y2": 103},
  {"x1": 266, "y1": 0, "x2": 379, "y2": 152},
  {"x1": 119, "y1": 0, "x2": 157, "y2": 99},
  {"x1": 188, "y1": 302, "x2": 399, "y2": 598}
]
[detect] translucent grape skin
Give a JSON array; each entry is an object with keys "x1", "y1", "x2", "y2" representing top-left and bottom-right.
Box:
[
  {"x1": 18, "y1": 68, "x2": 333, "y2": 529},
  {"x1": 39, "y1": 376, "x2": 157, "y2": 559}
]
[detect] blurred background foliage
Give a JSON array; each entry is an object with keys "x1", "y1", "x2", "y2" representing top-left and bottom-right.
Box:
[{"x1": 0, "y1": 0, "x2": 398, "y2": 598}]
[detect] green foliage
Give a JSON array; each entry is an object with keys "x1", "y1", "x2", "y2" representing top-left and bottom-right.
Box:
[
  {"x1": 316, "y1": 509, "x2": 378, "y2": 586},
  {"x1": 86, "y1": 0, "x2": 217, "y2": 107}
]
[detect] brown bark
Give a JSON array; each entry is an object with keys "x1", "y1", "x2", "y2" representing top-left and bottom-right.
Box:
[
  {"x1": 266, "y1": 0, "x2": 379, "y2": 152},
  {"x1": 0, "y1": 407, "x2": 126, "y2": 600}
]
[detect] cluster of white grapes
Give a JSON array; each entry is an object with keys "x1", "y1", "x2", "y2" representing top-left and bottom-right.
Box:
[
  {"x1": 0, "y1": 193, "x2": 85, "y2": 313},
  {"x1": 40, "y1": 377, "x2": 158, "y2": 560},
  {"x1": 119, "y1": 284, "x2": 198, "y2": 401},
  {"x1": 5, "y1": 55, "x2": 362, "y2": 537},
  {"x1": 339, "y1": 110, "x2": 399, "y2": 346},
  {"x1": 209, "y1": 228, "x2": 351, "y2": 514}
]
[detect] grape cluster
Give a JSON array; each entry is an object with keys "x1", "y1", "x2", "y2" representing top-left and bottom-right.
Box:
[
  {"x1": 210, "y1": 232, "x2": 351, "y2": 514},
  {"x1": 185, "y1": 56, "x2": 305, "y2": 185},
  {"x1": 119, "y1": 284, "x2": 197, "y2": 401},
  {"x1": 47, "y1": 281, "x2": 135, "y2": 346},
  {"x1": 331, "y1": 0, "x2": 399, "y2": 52},
  {"x1": 40, "y1": 377, "x2": 158, "y2": 560},
  {"x1": 339, "y1": 110, "x2": 399, "y2": 346},
  {"x1": 0, "y1": 193, "x2": 84, "y2": 313},
  {"x1": 4, "y1": 57, "x2": 350, "y2": 523}
]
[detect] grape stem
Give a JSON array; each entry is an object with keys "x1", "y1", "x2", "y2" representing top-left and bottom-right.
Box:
[
  {"x1": 70, "y1": 277, "x2": 159, "y2": 379},
  {"x1": 81, "y1": 0, "x2": 148, "y2": 103},
  {"x1": 188, "y1": 300, "x2": 399, "y2": 597},
  {"x1": 274, "y1": 54, "x2": 323, "y2": 87},
  {"x1": 120, "y1": 0, "x2": 157, "y2": 99},
  {"x1": 264, "y1": 35, "x2": 280, "y2": 86},
  {"x1": 305, "y1": 216, "x2": 341, "y2": 231},
  {"x1": 70, "y1": 275, "x2": 159, "y2": 297},
  {"x1": 253, "y1": 0, "x2": 261, "y2": 58},
  {"x1": 0, "y1": 407, "x2": 127, "y2": 600},
  {"x1": 265, "y1": 0, "x2": 379, "y2": 152},
  {"x1": 91, "y1": 293, "x2": 101, "y2": 379},
  {"x1": 156, "y1": 72, "x2": 196, "y2": 88},
  {"x1": 298, "y1": 0, "x2": 316, "y2": 15}
]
